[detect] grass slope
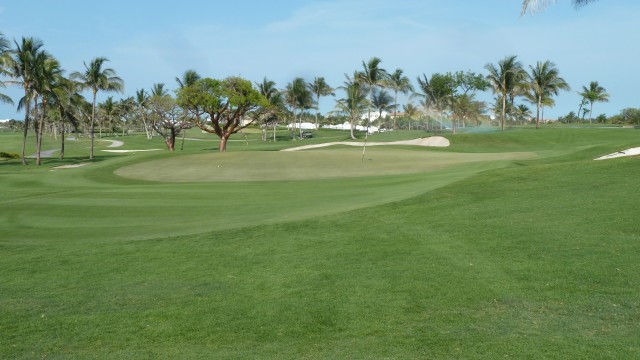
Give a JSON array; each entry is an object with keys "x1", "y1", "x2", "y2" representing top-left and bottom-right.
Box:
[{"x1": 1, "y1": 127, "x2": 639, "y2": 358}]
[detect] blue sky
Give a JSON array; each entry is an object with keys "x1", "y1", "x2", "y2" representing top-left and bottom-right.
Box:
[{"x1": 2, "y1": 0, "x2": 639, "y2": 119}]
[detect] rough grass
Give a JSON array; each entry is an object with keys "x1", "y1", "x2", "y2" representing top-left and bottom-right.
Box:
[{"x1": 1, "y1": 127, "x2": 639, "y2": 358}]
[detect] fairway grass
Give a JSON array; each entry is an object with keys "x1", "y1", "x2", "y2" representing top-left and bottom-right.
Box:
[{"x1": 1, "y1": 128, "x2": 640, "y2": 358}]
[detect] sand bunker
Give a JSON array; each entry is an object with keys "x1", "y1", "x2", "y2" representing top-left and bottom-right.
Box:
[
  {"x1": 282, "y1": 136, "x2": 450, "y2": 152},
  {"x1": 595, "y1": 147, "x2": 640, "y2": 160},
  {"x1": 51, "y1": 163, "x2": 91, "y2": 170},
  {"x1": 99, "y1": 139, "x2": 125, "y2": 148},
  {"x1": 102, "y1": 149, "x2": 163, "y2": 153}
]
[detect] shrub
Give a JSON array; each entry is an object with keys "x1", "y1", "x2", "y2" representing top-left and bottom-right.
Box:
[{"x1": 0, "y1": 151, "x2": 20, "y2": 159}]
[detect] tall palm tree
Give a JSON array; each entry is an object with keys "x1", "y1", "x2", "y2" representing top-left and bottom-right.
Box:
[
  {"x1": 522, "y1": 0, "x2": 597, "y2": 14},
  {"x1": 0, "y1": 32, "x2": 13, "y2": 106},
  {"x1": 385, "y1": 69, "x2": 414, "y2": 130},
  {"x1": 307, "y1": 77, "x2": 334, "y2": 130},
  {"x1": 356, "y1": 57, "x2": 389, "y2": 134},
  {"x1": 52, "y1": 76, "x2": 84, "y2": 159},
  {"x1": 135, "y1": 89, "x2": 153, "y2": 139},
  {"x1": 256, "y1": 77, "x2": 284, "y2": 142},
  {"x1": 5, "y1": 37, "x2": 46, "y2": 164},
  {"x1": 527, "y1": 60, "x2": 570, "y2": 128},
  {"x1": 71, "y1": 57, "x2": 124, "y2": 160},
  {"x1": 33, "y1": 55, "x2": 63, "y2": 165},
  {"x1": 579, "y1": 81, "x2": 609, "y2": 123},
  {"x1": 485, "y1": 55, "x2": 525, "y2": 131},
  {"x1": 416, "y1": 73, "x2": 453, "y2": 131},
  {"x1": 285, "y1": 77, "x2": 312, "y2": 139},
  {"x1": 336, "y1": 72, "x2": 368, "y2": 140}
]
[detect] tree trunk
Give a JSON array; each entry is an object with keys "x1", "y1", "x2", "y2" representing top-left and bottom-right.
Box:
[
  {"x1": 315, "y1": 95, "x2": 320, "y2": 130},
  {"x1": 501, "y1": 92, "x2": 506, "y2": 131},
  {"x1": 59, "y1": 122, "x2": 65, "y2": 159},
  {"x1": 90, "y1": 91, "x2": 97, "y2": 161},
  {"x1": 393, "y1": 90, "x2": 398, "y2": 130},
  {"x1": 350, "y1": 117, "x2": 356, "y2": 140},
  {"x1": 589, "y1": 102, "x2": 593, "y2": 123},
  {"x1": 36, "y1": 100, "x2": 47, "y2": 166},
  {"x1": 273, "y1": 122, "x2": 277, "y2": 142},
  {"x1": 20, "y1": 95, "x2": 31, "y2": 165},
  {"x1": 535, "y1": 98, "x2": 541, "y2": 129},
  {"x1": 219, "y1": 135, "x2": 229, "y2": 152}
]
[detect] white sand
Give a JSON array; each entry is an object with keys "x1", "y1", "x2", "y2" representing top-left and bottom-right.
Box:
[
  {"x1": 99, "y1": 139, "x2": 125, "y2": 148},
  {"x1": 51, "y1": 163, "x2": 91, "y2": 170},
  {"x1": 101, "y1": 149, "x2": 163, "y2": 153},
  {"x1": 595, "y1": 147, "x2": 640, "y2": 160},
  {"x1": 282, "y1": 136, "x2": 450, "y2": 152}
]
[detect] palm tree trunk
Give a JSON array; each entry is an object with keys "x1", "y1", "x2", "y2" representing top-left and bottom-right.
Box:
[
  {"x1": 90, "y1": 90, "x2": 97, "y2": 161},
  {"x1": 36, "y1": 100, "x2": 47, "y2": 166},
  {"x1": 501, "y1": 94, "x2": 506, "y2": 131},
  {"x1": 273, "y1": 122, "x2": 277, "y2": 142},
  {"x1": 315, "y1": 95, "x2": 320, "y2": 130},
  {"x1": 393, "y1": 90, "x2": 398, "y2": 130},
  {"x1": 589, "y1": 102, "x2": 593, "y2": 123},
  {"x1": 59, "y1": 122, "x2": 65, "y2": 159},
  {"x1": 21, "y1": 94, "x2": 31, "y2": 165},
  {"x1": 535, "y1": 98, "x2": 541, "y2": 129}
]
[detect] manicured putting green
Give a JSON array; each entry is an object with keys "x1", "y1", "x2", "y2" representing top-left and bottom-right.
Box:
[{"x1": 115, "y1": 147, "x2": 536, "y2": 182}]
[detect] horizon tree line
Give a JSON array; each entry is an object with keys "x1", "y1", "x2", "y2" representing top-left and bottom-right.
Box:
[{"x1": 1, "y1": 31, "x2": 614, "y2": 160}]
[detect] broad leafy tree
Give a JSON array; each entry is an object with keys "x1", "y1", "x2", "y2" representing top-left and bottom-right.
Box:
[
  {"x1": 71, "y1": 57, "x2": 124, "y2": 160},
  {"x1": 176, "y1": 76, "x2": 268, "y2": 152},
  {"x1": 385, "y1": 68, "x2": 413, "y2": 129},
  {"x1": 307, "y1": 77, "x2": 334, "y2": 130},
  {"x1": 147, "y1": 92, "x2": 191, "y2": 151},
  {"x1": 579, "y1": 81, "x2": 609, "y2": 123},
  {"x1": 527, "y1": 60, "x2": 570, "y2": 128}
]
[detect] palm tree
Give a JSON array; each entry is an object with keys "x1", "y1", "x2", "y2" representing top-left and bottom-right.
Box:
[
  {"x1": 307, "y1": 77, "x2": 334, "y2": 130},
  {"x1": 522, "y1": 0, "x2": 597, "y2": 14},
  {"x1": 402, "y1": 103, "x2": 421, "y2": 130},
  {"x1": 285, "y1": 77, "x2": 312, "y2": 139},
  {"x1": 371, "y1": 89, "x2": 393, "y2": 130},
  {"x1": 385, "y1": 69, "x2": 414, "y2": 130},
  {"x1": 5, "y1": 37, "x2": 46, "y2": 164},
  {"x1": 256, "y1": 77, "x2": 284, "y2": 142},
  {"x1": 527, "y1": 60, "x2": 570, "y2": 128},
  {"x1": 0, "y1": 32, "x2": 13, "y2": 106},
  {"x1": 71, "y1": 57, "x2": 124, "y2": 160},
  {"x1": 175, "y1": 69, "x2": 201, "y2": 89},
  {"x1": 416, "y1": 73, "x2": 453, "y2": 131},
  {"x1": 579, "y1": 81, "x2": 609, "y2": 123},
  {"x1": 51, "y1": 76, "x2": 84, "y2": 159},
  {"x1": 513, "y1": 104, "x2": 533, "y2": 125},
  {"x1": 335, "y1": 72, "x2": 368, "y2": 140},
  {"x1": 485, "y1": 55, "x2": 525, "y2": 131},
  {"x1": 33, "y1": 55, "x2": 63, "y2": 165},
  {"x1": 135, "y1": 89, "x2": 153, "y2": 139},
  {"x1": 356, "y1": 57, "x2": 389, "y2": 134},
  {"x1": 150, "y1": 83, "x2": 168, "y2": 98}
]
